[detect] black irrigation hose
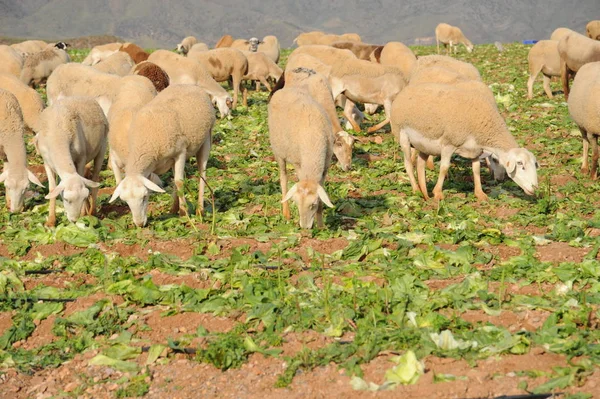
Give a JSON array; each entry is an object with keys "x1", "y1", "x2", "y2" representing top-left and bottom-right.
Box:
[
  {"x1": 465, "y1": 394, "x2": 563, "y2": 399},
  {"x1": 24, "y1": 269, "x2": 64, "y2": 275},
  {"x1": 1, "y1": 297, "x2": 75, "y2": 303}
]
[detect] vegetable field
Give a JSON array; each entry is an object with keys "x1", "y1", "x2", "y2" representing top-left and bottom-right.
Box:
[{"x1": 1, "y1": 43, "x2": 599, "y2": 398}]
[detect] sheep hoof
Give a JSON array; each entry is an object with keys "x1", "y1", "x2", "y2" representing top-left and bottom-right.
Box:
[
  {"x1": 475, "y1": 192, "x2": 489, "y2": 202},
  {"x1": 433, "y1": 191, "x2": 444, "y2": 201},
  {"x1": 45, "y1": 218, "x2": 56, "y2": 228}
]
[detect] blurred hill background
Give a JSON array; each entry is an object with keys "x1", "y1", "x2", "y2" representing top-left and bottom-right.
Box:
[{"x1": 0, "y1": 0, "x2": 596, "y2": 48}]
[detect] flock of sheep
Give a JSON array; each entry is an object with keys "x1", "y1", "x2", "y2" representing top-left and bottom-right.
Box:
[{"x1": 0, "y1": 21, "x2": 598, "y2": 229}]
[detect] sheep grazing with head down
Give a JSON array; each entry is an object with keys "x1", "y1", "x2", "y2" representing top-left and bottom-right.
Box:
[
  {"x1": 527, "y1": 40, "x2": 561, "y2": 99},
  {"x1": 93, "y1": 51, "x2": 135, "y2": 76},
  {"x1": 557, "y1": 30, "x2": 600, "y2": 99},
  {"x1": 20, "y1": 43, "x2": 70, "y2": 87},
  {"x1": 0, "y1": 73, "x2": 45, "y2": 133},
  {"x1": 242, "y1": 51, "x2": 283, "y2": 91},
  {"x1": 188, "y1": 43, "x2": 209, "y2": 54},
  {"x1": 587, "y1": 21, "x2": 600, "y2": 41},
  {"x1": 0, "y1": 89, "x2": 43, "y2": 212},
  {"x1": 257, "y1": 35, "x2": 281, "y2": 64},
  {"x1": 35, "y1": 97, "x2": 108, "y2": 226},
  {"x1": 269, "y1": 86, "x2": 334, "y2": 229},
  {"x1": 131, "y1": 61, "x2": 170, "y2": 92},
  {"x1": 331, "y1": 41, "x2": 382, "y2": 60},
  {"x1": 435, "y1": 23, "x2": 474, "y2": 54},
  {"x1": 370, "y1": 41, "x2": 417, "y2": 78},
  {"x1": 176, "y1": 36, "x2": 198, "y2": 55},
  {"x1": 10, "y1": 40, "x2": 48, "y2": 56},
  {"x1": 82, "y1": 42, "x2": 122, "y2": 66},
  {"x1": 110, "y1": 85, "x2": 215, "y2": 227},
  {"x1": 0, "y1": 45, "x2": 24, "y2": 78}
]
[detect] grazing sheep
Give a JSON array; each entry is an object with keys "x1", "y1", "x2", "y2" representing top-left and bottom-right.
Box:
[
  {"x1": 527, "y1": 40, "x2": 561, "y2": 99},
  {"x1": 293, "y1": 31, "x2": 325, "y2": 46},
  {"x1": 93, "y1": 51, "x2": 135, "y2": 76},
  {"x1": 409, "y1": 65, "x2": 476, "y2": 86},
  {"x1": 411, "y1": 55, "x2": 481, "y2": 81},
  {"x1": 109, "y1": 85, "x2": 215, "y2": 227},
  {"x1": 20, "y1": 46, "x2": 70, "y2": 87},
  {"x1": 557, "y1": 31, "x2": 600, "y2": 99},
  {"x1": 567, "y1": 61, "x2": 600, "y2": 178},
  {"x1": 370, "y1": 41, "x2": 417, "y2": 78},
  {"x1": 131, "y1": 61, "x2": 170, "y2": 92},
  {"x1": 257, "y1": 35, "x2": 281, "y2": 64},
  {"x1": 294, "y1": 31, "x2": 361, "y2": 46},
  {"x1": 242, "y1": 51, "x2": 283, "y2": 91},
  {"x1": 0, "y1": 45, "x2": 24, "y2": 78},
  {"x1": 230, "y1": 37, "x2": 262, "y2": 52},
  {"x1": 147, "y1": 49, "x2": 233, "y2": 118},
  {"x1": 331, "y1": 41, "x2": 382, "y2": 60},
  {"x1": 82, "y1": 42, "x2": 122, "y2": 66},
  {"x1": 0, "y1": 73, "x2": 45, "y2": 133},
  {"x1": 176, "y1": 36, "x2": 198, "y2": 54},
  {"x1": 187, "y1": 48, "x2": 249, "y2": 108},
  {"x1": 0, "y1": 89, "x2": 43, "y2": 212},
  {"x1": 35, "y1": 97, "x2": 108, "y2": 226},
  {"x1": 392, "y1": 82, "x2": 538, "y2": 200},
  {"x1": 10, "y1": 40, "x2": 47, "y2": 56},
  {"x1": 188, "y1": 42, "x2": 210, "y2": 54},
  {"x1": 550, "y1": 27, "x2": 574, "y2": 41},
  {"x1": 268, "y1": 86, "x2": 334, "y2": 228},
  {"x1": 435, "y1": 23, "x2": 474, "y2": 54},
  {"x1": 119, "y1": 42, "x2": 149, "y2": 64},
  {"x1": 215, "y1": 34, "x2": 234, "y2": 48},
  {"x1": 587, "y1": 21, "x2": 600, "y2": 40}
]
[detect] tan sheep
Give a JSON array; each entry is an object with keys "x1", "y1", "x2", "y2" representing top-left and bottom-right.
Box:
[
  {"x1": 567, "y1": 61, "x2": 600, "y2": 178},
  {"x1": 0, "y1": 73, "x2": 45, "y2": 133},
  {"x1": 257, "y1": 35, "x2": 281, "y2": 64},
  {"x1": 119, "y1": 42, "x2": 149, "y2": 64},
  {"x1": 435, "y1": 23, "x2": 474, "y2": 54},
  {"x1": 550, "y1": 27, "x2": 574, "y2": 41},
  {"x1": 131, "y1": 61, "x2": 170, "y2": 92},
  {"x1": 176, "y1": 36, "x2": 198, "y2": 54},
  {"x1": 93, "y1": 51, "x2": 136, "y2": 76},
  {"x1": 268, "y1": 86, "x2": 334, "y2": 228},
  {"x1": 527, "y1": 40, "x2": 561, "y2": 99},
  {"x1": 82, "y1": 42, "x2": 122, "y2": 66},
  {"x1": 242, "y1": 51, "x2": 283, "y2": 91},
  {"x1": 188, "y1": 43, "x2": 210, "y2": 54},
  {"x1": 587, "y1": 20, "x2": 600, "y2": 40},
  {"x1": 10, "y1": 40, "x2": 47, "y2": 56},
  {"x1": 294, "y1": 31, "x2": 361, "y2": 46},
  {"x1": 410, "y1": 55, "x2": 481, "y2": 81},
  {"x1": 0, "y1": 45, "x2": 24, "y2": 78},
  {"x1": 331, "y1": 41, "x2": 382, "y2": 60},
  {"x1": 293, "y1": 31, "x2": 325, "y2": 46},
  {"x1": 20, "y1": 47, "x2": 70, "y2": 87},
  {"x1": 215, "y1": 34, "x2": 234, "y2": 48},
  {"x1": 369, "y1": 41, "x2": 417, "y2": 78},
  {"x1": 557, "y1": 31, "x2": 600, "y2": 99}
]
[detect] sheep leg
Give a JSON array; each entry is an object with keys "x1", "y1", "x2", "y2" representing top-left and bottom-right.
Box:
[
  {"x1": 75, "y1": 161, "x2": 90, "y2": 217},
  {"x1": 472, "y1": 158, "x2": 488, "y2": 201},
  {"x1": 581, "y1": 127, "x2": 590, "y2": 175},
  {"x1": 277, "y1": 158, "x2": 290, "y2": 220},
  {"x1": 526, "y1": 67, "x2": 542, "y2": 100},
  {"x1": 432, "y1": 148, "x2": 454, "y2": 201},
  {"x1": 367, "y1": 99, "x2": 393, "y2": 133},
  {"x1": 436, "y1": 37, "x2": 440, "y2": 54},
  {"x1": 196, "y1": 138, "x2": 211, "y2": 216},
  {"x1": 343, "y1": 99, "x2": 361, "y2": 132},
  {"x1": 591, "y1": 134, "x2": 599, "y2": 180},
  {"x1": 561, "y1": 60, "x2": 571, "y2": 100},
  {"x1": 45, "y1": 164, "x2": 57, "y2": 227},
  {"x1": 87, "y1": 145, "x2": 106, "y2": 216},
  {"x1": 110, "y1": 151, "x2": 123, "y2": 185},
  {"x1": 367, "y1": 117, "x2": 390, "y2": 133},
  {"x1": 231, "y1": 74, "x2": 240, "y2": 109},
  {"x1": 242, "y1": 84, "x2": 248, "y2": 107},
  {"x1": 259, "y1": 77, "x2": 271, "y2": 91},
  {"x1": 416, "y1": 152, "x2": 430, "y2": 200},
  {"x1": 427, "y1": 155, "x2": 435, "y2": 170},
  {"x1": 399, "y1": 130, "x2": 419, "y2": 193},
  {"x1": 542, "y1": 74, "x2": 554, "y2": 99},
  {"x1": 171, "y1": 152, "x2": 188, "y2": 217}
]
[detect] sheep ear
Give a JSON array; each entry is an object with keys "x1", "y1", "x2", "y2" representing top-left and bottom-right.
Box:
[
  {"x1": 503, "y1": 157, "x2": 517, "y2": 174},
  {"x1": 27, "y1": 170, "x2": 43, "y2": 187},
  {"x1": 282, "y1": 184, "x2": 298, "y2": 203},
  {"x1": 82, "y1": 177, "x2": 100, "y2": 188},
  {"x1": 317, "y1": 185, "x2": 334, "y2": 208},
  {"x1": 142, "y1": 176, "x2": 165, "y2": 193},
  {"x1": 45, "y1": 183, "x2": 65, "y2": 199},
  {"x1": 109, "y1": 182, "x2": 123, "y2": 203},
  {"x1": 0, "y1": 170, "x2": 6, "y2": 183}
]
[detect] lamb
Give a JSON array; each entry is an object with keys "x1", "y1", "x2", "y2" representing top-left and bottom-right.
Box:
[
  {"x1": 188, "y1": 42, "x2": 210, "y2": 54},
  {"x1": 331, "y1": 41, "x2": 382, "y2": 60},
  {"x1": 0, "y1": 89, "x2": 43, "y2": 212},
  {"x1": 93, "y1": 51, "x2": 135, "y2": 76},
  {"x1": 550, "y1": 27, "x2": 574, "y2": 41},
  {"x1": 119, "y1": 42, "x2": 149, "y2": 64},
  {"x1": 20, "y1": 45, "x2": 70, "y2": 87},
  {"x1": 557, "y1": 31, "x2": 600, "y2": 99},
  {"x1": 147, "y1": 50, "x2": 233, "y2": 118},
  {"x1": 242, "y1": 51, "x2": 283, "y2": 91},
  {"x1": 527, "y1": 40, "x2": 561, "y2": 99},
  {"x1": 587, "y1": 20, "x2": 600, "y2": 40},
  {"x1": 109, "y1": 84, "x2": 215, "y2": 227},
  {"x1": 435, "y1": 23, "x2": 474, "y2": 54},
  {"x1": 369, "y1": 41, "x2": 417, "y2": 78},
  {"x1": 567, "y1": 61, "x2": 600, "y2": 178},
  {"x1": 257, "y1": 35, "x2": 281, "y2": 64},
  {"x1": 10, "y1": 40, "x2": 47, "y2": 56},
  {"x1": 187, "y1": 48, "x2": 249, "y2": 108},
  {"x1": 410, "y1": 55, "x2": 481, "y2": 81},
  {"x1": 34, "y1": 97, "x2": 108, "y2": 226},
  {"x1": 0, "y1": 73, "x2": 45, "y2": 133},
  {"x1": 268, "y1": 86, "x2": 334, "y2": 228},
  {"x1": 0, "y1": 45, "x2": 24, "y2": 78},
  {"x1": 131, "y1": 61, "x2": 170, "y2": 92},
  {"x1": 176, "y1": 36, "x2": 198, "y2": 55},
  {"x1": 81, "y1": 42, "x2": 122, "y2": 66},
  {"x1": 391, "y1": 82, "x2": 538, "y2": 201}
]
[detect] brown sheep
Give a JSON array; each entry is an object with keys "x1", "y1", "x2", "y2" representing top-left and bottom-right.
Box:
[
  {"x1": 131, "y1": 61, "x2": 170, "y2": 92},
  {"x1": 119, "y1": 43, "x2": 149, "y2": 64}
]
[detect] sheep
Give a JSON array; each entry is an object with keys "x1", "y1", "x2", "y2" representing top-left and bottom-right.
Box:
[
  {"x1": 391, "y1": 82, "x2": 538, "y2": 201},
  {"x1": 527, "y1": 40, "x2": 561, "y2": 99},
  {"x1": 331, "y1": 41, "x2": 382, "y2": 60},
  {"x1": 215, "y1": 34, "x2": 234, "y2": 48},
  {"x1": 587, "y1": 20, "x2": 600, "y2": 40},
  {"x1": 20, "y1": 46, "x2": 70, "y2": 87},
  {"x1": 410, "y1": 55, "x2": 481, "y2": 81},
  {"x1": 93, "y1": 51, "x2": 136, "y2": 76},
  {"x1": 0, "y1": 45, "x2": 24, "y2": 78},
  {"x1": 293, "y1": 31, "x2": 325, "y2": 46},
  {"x1": 82, "y1": 42, "x2": 122, "y2": 66},
  {"x1": 188, "y1": 42, "x2": 210, "y2": 54},
  {"x1": 176, "y1": 36, "x2": 198, "y2": 55},
  {"x1": 370, "y1": 41, "x2": 417, "y2": 79},
  {"x1": 187, "y1": 48, "x2": 249, "y2": 109},
  {"x1": 10, "y1": 40, "x2": 47, "y2": 56},
  {"x1": 131, "y1": 61, "x2": 170, "y2": 92},
  {"x1": 231, "y1": 38, "x2": 262, "y2": 52},
  {"x1": 409, "y1": 65, "x2": 479, "y2": 86},
  {"x1": 268, "y1": 86, "x2": 334, "y2": 228},
  {"x1": 46, "y1": 63, "x2": 156, "y2": 117},
  {"x1": 147, "y1": 49, "x2": 233, "y2": 118},
  {"x1": 567, "y1": 61, "x2": 600, "y2": 178},
  {"x1": 435, "y1": 23, "x2": 474, "y2": 54},
  {"x1": 109, "y1": 84, "x2": 215, "y2": 227},
  {"x1": 0, "y1": 73, "x2": 45, "y2": 133},
  {"x1": 0, "y1": 89, "x2": 43, "y2": 212},
  {"x1": 119, "y1": 42, "x2": 149, "y2": 64},
  {"x1": 557, "y1": 31, "x2": 600, "y2": 99},
  {"x1": 294, "y1": 31, "x2": 361, "y2": 46},
  {"x1": 257, "y1": 35, "x2": 281, "y2": 64},
  {"x1": 35, "y1": 97, "x2": 108, "y2": 226},
  {"x1": 550, "y1": 27, "x2": 574, "y2": 41},
  {"x1": 242, "y1": 51, "x2": 283, "y2": 91}
]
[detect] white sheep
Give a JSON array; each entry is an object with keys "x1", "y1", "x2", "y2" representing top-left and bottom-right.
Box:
[
  {"x1": 370, "y1": 41, "x2": 417, "y2": 78},
  {"x1": 257, "y1": 35, "x2": 281, "y2": 64},
  {"x1": 109, "y1": 84, "x2": 215, "y2": 227},
  {"x1": 81, "y1": 42, "x2": 122, "y2": 66},
  {"x1": 188, "y1": 43, "x2": 210, "y2": 54},
  {"x1": 567, "y1": 61, "x2": 600, "y2": 178},
  {"x1": 391, "y1": 82, "x2": 538, "y2": 201},
  {"x1": 0, "y1": 89, "x2": 43, "y2": 212},
  {"x1": 435, "y1": 23, "x2": 474, "y2": 54},
  {"x1": 587, "y1": 20, "x2": 600, "y2": 40},
  {"x1": 10, "y1": 40, "x2": 47, "y2": 56},
  {"x1": 20, "y1": 45, "x2": 70, "y2": 87},
  {"x1": 268, "y1": 86, "x2": 334, "y2": 229},
  {"x1": 527, "y1": 40, "x2": 561, "y2": 99},
  {"x1": 242, "y1": 51, "x2": 283, "y2": 91},
  {"x1": 93, "y1": 51, "x2": 136, "y2": 76},
  {"x1": 557, "y1": 30, "x2": 600, "y2": 99},
  {"x1": 147, "y1": 49, "x2": 233, "y2": 118},
  {"x1": 0, "y1": 73, "x2": 45, "y2": 133},
  {"x1": 550, "y1": 27, "x2": 574, "y2": 41},
  {"x1": 35, "y1": 97, "x2": 108, "y2": 226},
  {"x1": 176, "y1": 36, "x2": 198, "y2": 55},
  {"x1": 0, "y1": 45, "x2": 24, "y2": 78}
]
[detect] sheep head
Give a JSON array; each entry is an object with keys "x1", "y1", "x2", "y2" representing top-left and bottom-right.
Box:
[
  {"x1": 282, "y1": 180, "x2": 333, "y2": 229},
  {"x1": 499, "y1": 148, "x2": 539, "y2": 195},
  {"x1": 45, "y1": 173, "x2": 99, "y2": 222},
  {"x1": 0, "y1": 167, "x2": 43, "y2": 213},
  {"x1": 333, "y1": 131, "x2": 355, "y2": 172},
  {"x1": 247, "y1": 37, "x2": 262, "y2": 52},
  {"x1": 110, "y1": 175, "x2": 165, "y2": 227},
  {"x1": 212, "y1": 95, "x2": 233, "y2": 118}
]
